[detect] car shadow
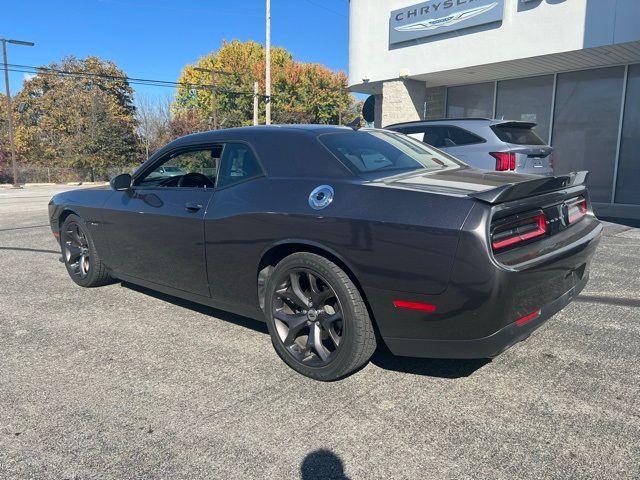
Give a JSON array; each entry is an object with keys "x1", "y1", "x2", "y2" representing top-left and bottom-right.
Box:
[
  {"x1": 120, "y1": 282, "x2": 269, "y2": 335},
  {"x1": 121, "y1": 282, "x2": 489, "y2": 379},
  {"x1": 370, "y1": 346, "x2": 489, "y2": 379}
]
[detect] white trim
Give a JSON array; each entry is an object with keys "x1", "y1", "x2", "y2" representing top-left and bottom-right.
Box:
[
  {"x1": 611, "y1": 64, "x2": 629, "y2": 204},
  {"x1": 427, "y1": 62, "x2": 635, "y2": 89}
]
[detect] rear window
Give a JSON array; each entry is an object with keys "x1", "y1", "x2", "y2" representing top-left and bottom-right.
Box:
[
  {"x1": 319, "y1": 130, "x2": 462, "y2": 178},
  {"x1": 392, "y1": 125, "x2": 484, "y2": 148},
  {"x1": 491, "y1": 123, "x2": 546, "y2": 145}
]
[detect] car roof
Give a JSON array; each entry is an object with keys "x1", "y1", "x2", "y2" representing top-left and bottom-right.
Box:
[
  {"x1": 147, "y1": 124, "x2": 362, "y2": 180},
  {"x1": 172, "y1": 124, "x2": 352, "y2": 144}
]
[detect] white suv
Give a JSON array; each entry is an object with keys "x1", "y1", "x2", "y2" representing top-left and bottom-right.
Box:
[{"x1": 386, "y1": 118, "x2": 554, "y2": 176}]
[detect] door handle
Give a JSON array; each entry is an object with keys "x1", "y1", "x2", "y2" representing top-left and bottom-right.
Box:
[{"x1": 185, "y1": 202, "x2": 203, "y2": 212}]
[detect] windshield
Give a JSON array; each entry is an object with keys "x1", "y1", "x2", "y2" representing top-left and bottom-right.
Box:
[{"x1": 319, "y1": 129, "x2": 463, "y2": 179}]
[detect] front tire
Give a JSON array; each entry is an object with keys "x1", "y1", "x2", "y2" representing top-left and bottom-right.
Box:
[
  {"x1": 60, "y1": 214, "x2": 113, "y2": 288},
  {"x1": 264, "y1": 252, "x2": 377, "y2": 381}
]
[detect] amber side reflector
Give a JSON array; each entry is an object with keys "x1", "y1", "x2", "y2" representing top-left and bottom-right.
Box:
[
  {"x1": 515, "y1": 310, "x2": 541, "y2": 326},
  {"x1": 393, "y1": 300, "x2": 437, "y2": 312}
]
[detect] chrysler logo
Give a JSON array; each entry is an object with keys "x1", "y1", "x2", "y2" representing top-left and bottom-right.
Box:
[
  {"x1": 395, "y1": 2, "x2": 499, "y2": 32},
  {"x1": 389, "y1": 0, "x2": 505, "y2": 45}
]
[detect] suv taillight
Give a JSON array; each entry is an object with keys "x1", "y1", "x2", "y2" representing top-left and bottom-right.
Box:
[
  {"x1": 491, "y1": 213, "x2": 547, "y2": 251},
  {"x1": 490, "y1": 152, "x2": 516, "y2": 171},
  {"x1": 566, "y1": 197, "x2": 587, "y2": 224}
]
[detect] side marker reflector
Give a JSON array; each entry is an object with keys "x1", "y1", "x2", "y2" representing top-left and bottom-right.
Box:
[
  {"x1": 53, "y1": 231, "x2": 60, "y2": 239},
  {"x1": 515, "y1": 310, "x2": 541, "y2": 326},
  {"x1": 393, "y1": 300, "x2": 437, "y2": 312}
]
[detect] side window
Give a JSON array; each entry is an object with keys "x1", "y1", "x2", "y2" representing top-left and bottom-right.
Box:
[
  {"x1": 217, "y1": 143, "x2": 263, "y2": 188},
  {"x1": 422, "y1": 127, "x2": 447, "y2": 148},
  {"x1": 445, "y1": 126, "x2": 485, "y2": 147},
  {"x1": 137, "y1": 146, "x2": 222, "y2": 188},
  {"x1": 394, "y1": 125, "x2": 427, "y2": 143}
]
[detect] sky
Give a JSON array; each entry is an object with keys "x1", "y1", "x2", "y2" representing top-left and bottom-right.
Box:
[{"x1": 1, "y1": 0, "x2": 350, "y2": 103}]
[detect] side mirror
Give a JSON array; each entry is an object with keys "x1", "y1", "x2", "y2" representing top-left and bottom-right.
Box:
[{"x1": 110, "y1": 173, "x2": 132, "y2": 191}]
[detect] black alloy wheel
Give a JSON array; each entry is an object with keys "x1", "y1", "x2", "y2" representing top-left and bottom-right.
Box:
[
  {"x1": 63, "y1": 221, "x2": 91, "y2": 280},
  {"x1": 272, "y1": 268, "x2": 344, "y2": 366},
  {"x1": 265, "y1": 252, "x2": 377, "y2": 381},
  {"x1": 60, "y1": 214, "x2": 113, "y2": 288}
]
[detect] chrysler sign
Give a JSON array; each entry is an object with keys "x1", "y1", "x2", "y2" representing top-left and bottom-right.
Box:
[{"x1": 389, "y1": 0, "x2": 505, "y2": 45}]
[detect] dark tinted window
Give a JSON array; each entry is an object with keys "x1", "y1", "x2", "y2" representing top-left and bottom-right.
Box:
[
  {"x1": 446, "y1": 126, "x2": 484, "y2": 146},
  {"x1": 217, "y1": 143, "x2": 262, "y2": 188},
  {"x1": 393, "y1": 125, "x2": 483, "y2": 148},
  {"x1": 422, "y1": 127, "x2": 447, "y2": 148},
  {"x1": 319, "y1": 130, "x2": 461, "y2": 178},
  {"x1": 491, "y1": 123, "x2": 546, "y2": 145},
  {"x1": 137, "y1": 146, "x2": 222, "y2": 188}
]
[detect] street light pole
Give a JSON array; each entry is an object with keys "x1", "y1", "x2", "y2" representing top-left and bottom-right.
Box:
[
  {"x1": 265, "y1": 0, "x2": 271, "y2": 125},
  {"x1": 1, "y1": 38, "x2": 34, "y2": 188}
]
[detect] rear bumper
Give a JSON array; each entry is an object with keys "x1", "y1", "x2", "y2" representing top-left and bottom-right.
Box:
[
  {"x1": 384, "y1": 272, "x2": 587, "y2": 358},
  {"x1": 366, "y1": 213, "x2": 601, "y2": 359}
]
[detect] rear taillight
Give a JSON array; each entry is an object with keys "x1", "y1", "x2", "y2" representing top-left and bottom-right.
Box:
[
  {"x1": 566, "y1": 197, "x2": 588, "y2": 224},
  {"x1": 491, "y1": 213, "x2": 547, "y2": 251},
  {"x1": 490, "y1": 152, "x2": 516, "y2": 171}
]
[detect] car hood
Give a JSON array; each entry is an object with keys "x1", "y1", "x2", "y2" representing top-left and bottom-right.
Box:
[{"x1": 377, "y1": 166, "x2": 541, "y2": 196}]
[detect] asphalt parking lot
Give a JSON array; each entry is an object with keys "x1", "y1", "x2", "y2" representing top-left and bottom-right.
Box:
[{"x1": 1, "y1": 185, "x2": 639, "y2": 479}]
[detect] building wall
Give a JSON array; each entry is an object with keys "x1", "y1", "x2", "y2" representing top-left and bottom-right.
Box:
[
  {"x1": 349, "y1": 0, "x2": 589, "y2": 88},
  {"x1": 349, "y1": 0, "x2": 640, "y2": 91},
  {"x1": 424, "y1": 87, "x2": 446, "y2": 120},
  {"x1": 380, "y1": 79, "x2": 426, "y2": 127}
]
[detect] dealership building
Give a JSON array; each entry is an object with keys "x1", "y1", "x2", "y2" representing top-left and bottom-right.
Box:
[{"x1": 349, "y1": 0, "x2": 640, "y2": 220}]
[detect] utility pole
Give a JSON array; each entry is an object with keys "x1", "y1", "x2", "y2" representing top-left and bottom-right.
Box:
[
  {"x1": 1, "y1": 38, "x2": 34, "y2": 188},
  {"x1": 253, "y1": 81, "x2": 259, "y2": 126},
  {"x1": 265, "y1": 0, "x2": 271, "y2": 125},
  {"x1": 194, "y1": 67, "x2": 232, "y2": 130}
]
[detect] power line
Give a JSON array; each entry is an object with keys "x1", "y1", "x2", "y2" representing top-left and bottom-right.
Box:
[
  {"x1": 2, "y1": 62, "x2": 256, "y2": 96},
  {"x1": 1, "y1": 62, "x2": 351, "y2": 99},
  {"x1": 303, "y1": 0, "x2": 347, "y2": 18}
]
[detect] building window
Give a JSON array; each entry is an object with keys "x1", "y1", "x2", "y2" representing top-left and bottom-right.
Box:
[
  {"x1": 446, "y1": 82, "x2": 494, "y2": 118},
  {"x1": 615, "y1": 64, "x2": 640, "y2": 205},
  {"x1": 495, "y1": 75, "x2": 555, "y2": 143},
  {"x1": 551, "y1": 66, "x2": 625, "y2": 203}
]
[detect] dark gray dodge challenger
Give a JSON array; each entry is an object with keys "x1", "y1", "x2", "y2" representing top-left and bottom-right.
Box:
[{"x1": 49, "y1": 125, "x2": 602, "y2": 380}]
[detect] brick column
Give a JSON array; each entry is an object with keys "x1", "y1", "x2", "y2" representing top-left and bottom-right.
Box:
[{"x1": 379, "y1": 79, "x2": 427, "y2": 127}]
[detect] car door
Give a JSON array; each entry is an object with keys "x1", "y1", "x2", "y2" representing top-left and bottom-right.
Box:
[{"x1": 102, "y1": 145, "x2": 222, "y2": 297}]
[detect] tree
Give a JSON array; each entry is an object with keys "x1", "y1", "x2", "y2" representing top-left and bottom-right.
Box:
[
  {"x1": 136, "y1": 95, "x2": 172, "y2": 159},
  {"x1": 174, "y1": 40, "x2": 357, "y2": 128},
  {"x1": 14, "y1": 56, "x2": 139, "y2": 176}
]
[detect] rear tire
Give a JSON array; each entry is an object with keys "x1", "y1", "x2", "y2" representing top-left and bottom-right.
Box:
[
  {"x1": 264, "y1": 252, "x2": 376, "y2": 381},
  {"x1": 60, "y1": 214, "x2": 113, "y2": 288}
]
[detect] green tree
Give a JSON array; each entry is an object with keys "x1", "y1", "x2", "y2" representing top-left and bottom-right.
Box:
[
  {"x1": 174, "y1": 40, "x2": 356, "y2": 128},
  {"x1": 14, "y1": 56, "x2": 139, "y2": 176}
]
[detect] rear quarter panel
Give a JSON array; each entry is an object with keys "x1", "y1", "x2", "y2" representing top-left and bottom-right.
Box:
[{"x1": 204, "y1": 177, "x2": 476, "y2": 312}]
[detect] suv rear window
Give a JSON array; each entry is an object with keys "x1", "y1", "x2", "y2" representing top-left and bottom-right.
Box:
[
  {"x1": 319, "y1": 130, "x2": 462, "y2": 178},
  {"x1": 491, "y1": 123, "x2": 546, "y2": 145},
  {"x1": 393, "y1": 125, "x2": 484, "y2": 148}
]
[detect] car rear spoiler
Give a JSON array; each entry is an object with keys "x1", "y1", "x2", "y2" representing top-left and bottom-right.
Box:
[{"x1": 469, "y1": 171, "x2": 589, "y2": 204}]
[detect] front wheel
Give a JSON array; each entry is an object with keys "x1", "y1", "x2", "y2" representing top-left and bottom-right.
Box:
[
  {"x1": 60, "y1": 214, "x2": 114, "y2": 288},
  {"x1": 264, "y1": 252, "x2": 377, "y2": 381}
]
